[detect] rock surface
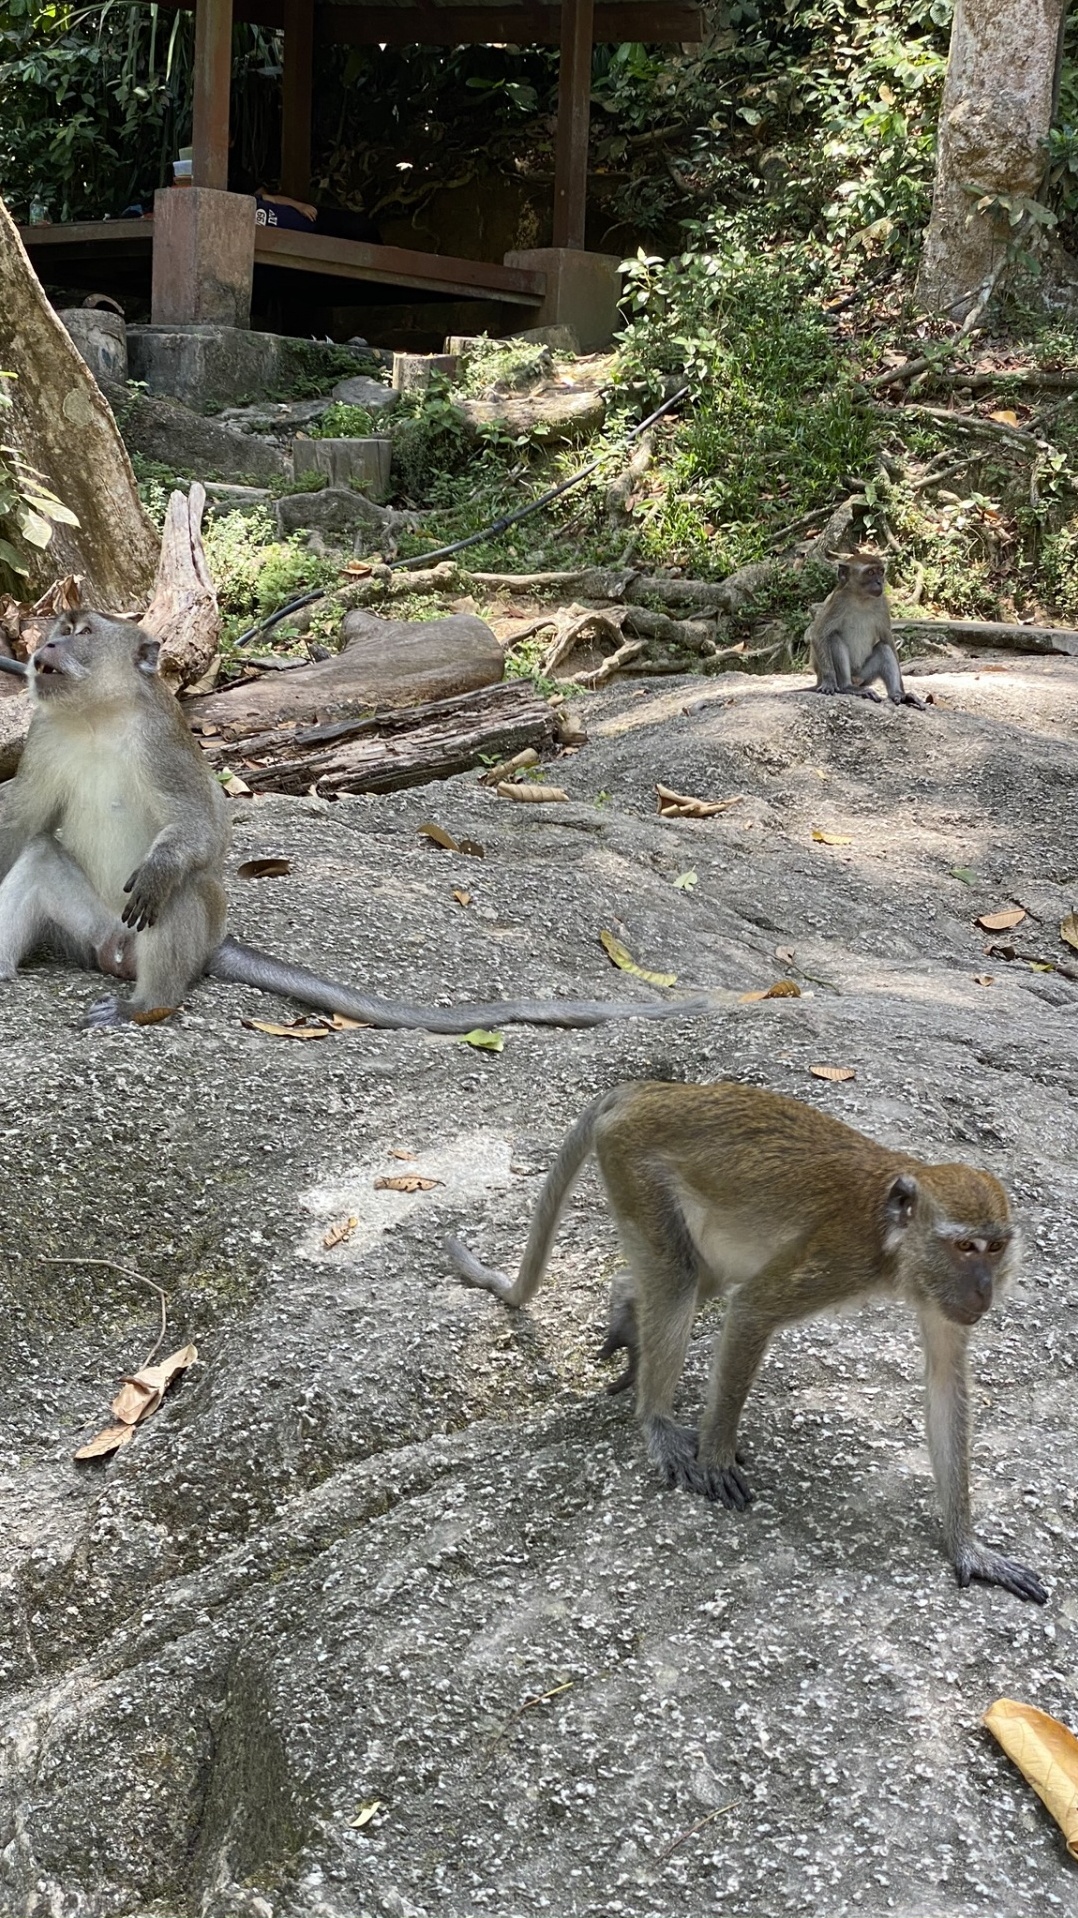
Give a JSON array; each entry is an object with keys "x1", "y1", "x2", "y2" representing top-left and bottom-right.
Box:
[
  {"x1": 457, "y1": 386, "x2": 605, "y2": 440},
  {"x1": 274, "y1": 485, "x2": 389, "y2": 540},
  {"x1": 108, "y1": 382, "x2": 290, "y2": 484},
  {"x1": 0, "y1": 658, "x2": 1076, "y2": 1917}
]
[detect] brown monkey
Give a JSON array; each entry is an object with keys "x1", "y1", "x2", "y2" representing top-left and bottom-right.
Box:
[
  {"x1": 807, "y1": 550, "x2": 924, "y2": 709},
  {"x1": 0, "y1": 612, "x2": 732, "y2": 1032},
  {"x1": 446, "y1": 1082, "x2": 1046, "y2": 1602}
]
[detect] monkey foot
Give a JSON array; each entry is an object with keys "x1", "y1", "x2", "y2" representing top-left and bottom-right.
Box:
[
  {"x1": 954, "y1": 1542, "x2": 1047, "y2": 1604},
  {"x1": 81, "y1": 996, "x2": 131, "y2": 1030},
  {"x1": 645, "y1": 1418, "x2": 754, "y2": 1510},
  {"x1": 900, "y1": 691, "x2": 928, "y2": 711},
  {"x1": 850, "y1": 686, "x2": 883, "y2": 702}
]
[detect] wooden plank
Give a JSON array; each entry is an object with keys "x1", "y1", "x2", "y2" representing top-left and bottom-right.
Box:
[
  {"x1": 255, "y1": 225, "x2": 545, "y2": 302},
  {"x1": 155, "y1": 0, "x2": 703, "y2": 44},
  {"x1": 281, "y1": 0, "x2": 315, "y2": 199},
  {"x1": 18, "y1": 218, "x2": 152, "y2": 248},
  {"x1": 193, "y1": 0, "x2": 234, "y2": 189},
  {"x1": 552, "y1": 0, "x2": 594, "y2": 247}
]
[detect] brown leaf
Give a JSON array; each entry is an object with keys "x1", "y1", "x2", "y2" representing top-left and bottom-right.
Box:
[
  {"x1": 110, "y1": 1343, "x2": 198, "y2": 1426},
  {"x1": 763, "y1": 979, "x2": 801, "y2": 999},
  {"x1": 242, "y1": 1017, "x2": 330, "y2": 1041},
  {"x1": 496, "y1": 782, "x2": 569, "y2": 803},
  {"x1": 739, "y1": 989, "x2": 769, "y2": 1002},
  {"x1": 418, "y1": 821, "x2": 485, "y2": 857},
  {"x1": 323, "y1": 1216, "x2": 358, "y2": 1249},
  {"x1": 374, "y1": 1174, "x2": 444, "y2": 1193},
  {"x1": 131, "y1": 1005, "x2": 176, "y2": 1026},
  {"x1": 983, "y1": 1698, "x2": 1078, "y2": 1858},
  {"x1": 1061, "y1": 911, "x2": 1078, "y2": 953},
  {"x1": 237, "y1": 857, "x2": 292, "y2": 881},
  {"x1": 74, "y1": 1423, "x2": 136, "y2": 1460},
  {"x1": 325, "y1": 1013, "x2": 367, "y2": 1030},
  {"x1": 481, "y1": 747, "x2": 540, "y2": 786},
  {"x1": 655, "y1": 784, "x2": 743, "y2": 819},
  {"x1": 599, "y1": 929, "x2": 676, "y2": 988},
  {"x1": 452, "y1": 890, "x2": 473, "y2": 908},
  {"x1": 809, "y1": 1064, "x2": 857, "y2": 1082},
  {"x1": 221, "y1": 772, "x2": 251, "y2": 798},
  {"x1": 976, "y1": 906, "x2": 1026, "y2": 932},
  {"x1": 973, "y1": 973, "x2": 995, "y2": 987},
  {"x1": 389, "y1": 1148, "x2": 416, "y2": 1160},
  {"x1": 812, "y1": 828, "x2": 853, "y2": 846},
  {"x1": 989, "y1": 408, "x2": 1020, "y2": 427}
]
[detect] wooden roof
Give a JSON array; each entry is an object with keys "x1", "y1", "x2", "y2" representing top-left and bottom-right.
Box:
[{"x1": 171, "y1": 0, "x2": 702, "y2": 44}]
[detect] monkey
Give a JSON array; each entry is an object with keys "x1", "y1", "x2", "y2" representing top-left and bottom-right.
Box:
[
  {"x1": 0, "y1": 612, "x2": 735, "y2": 1033},
  {"x1": 445, "y1": 1081, "x2": 1047, "y2": 1603},
  {"x1": 807, "y1": 550, "x2": 925, "y2": 710}
]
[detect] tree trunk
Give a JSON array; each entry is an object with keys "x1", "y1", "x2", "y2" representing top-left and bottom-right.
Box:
[
  {"x1": 0, "y1": 198, "x2": 158, "y2": 603},
  {"x1": 915, "y1": 0, "x2": 1066, "y2": 318}
]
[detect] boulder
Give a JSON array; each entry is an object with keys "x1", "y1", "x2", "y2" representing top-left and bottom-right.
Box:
[
  {"x1": 331, "y1": 374, "x2": 400, "y2": 413},
  {"x1": 292, "y1": 436, "x2": 392, "y2": 500},
  {"x1": 105, "y1": 382, "x2": 289, "y2": 484},
  {"x1": 57, "y1": 308, "x2": 127, "y2": 384},
  {"x1": 215, "y1": 398, "x2": 333, "y2": 436},
  {"x1": 274, "y1": 484, "x2": 388, "y2": 541}
]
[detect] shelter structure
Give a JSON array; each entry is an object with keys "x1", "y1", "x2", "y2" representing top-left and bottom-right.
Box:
[{"x1": 22, "y1": 0, "x2": 701, "y2": 348}]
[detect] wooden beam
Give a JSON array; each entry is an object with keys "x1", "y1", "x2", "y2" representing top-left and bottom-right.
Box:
[
  {"x1": 192, "y1": 0, "x2": 234, "y2": 188},
  {"x1": 254, "y1": 224, "x2": 545, "y2": 301},
  {"x1": 552, "y1": 0, "x2": 593, "y2": 248},
  {"x1": 156, "y1": 0, "x2": 703, "y2": 45},
  {"x1": 281, "y1": 0, "x2": 315, "y2": 197}
]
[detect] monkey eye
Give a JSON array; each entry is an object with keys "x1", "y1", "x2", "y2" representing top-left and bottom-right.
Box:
[
  {"x1": 986, "y1": 1239, "x2": 1007, "y2": 1256},
  {"x1": 954, "y1": 1238, "x2": 977, "y2": 1254}
]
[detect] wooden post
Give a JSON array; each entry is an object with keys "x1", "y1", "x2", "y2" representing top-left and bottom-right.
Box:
[
  {"x1": 281, "y1": 0, "x2": 315, "y2": 200},
  {"x1": 192, "y1": 0, "x2": 234, "y2": 190},
  {"x1": 552, "y1": 0, "x2": 594, "y2": 249}
]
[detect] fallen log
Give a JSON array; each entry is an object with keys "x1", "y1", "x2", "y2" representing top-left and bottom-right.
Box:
[
  {"x1": 201, "y1": 679, "x2": 557, "y2": 797},
  {"x1": 895, "y1": 617, "x2": 1078, "y2": 657},
  {"x1": 142, "y1": 483, "x2": 220, "y2": 691}
]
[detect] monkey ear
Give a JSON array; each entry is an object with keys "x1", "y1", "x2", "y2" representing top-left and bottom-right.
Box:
[
  {"x1": 136, "y1": 638, "x2": 161, "y2": 677},
  {"x1": 836, "y1": 563, "x2": 850, "y2": 585},
  {"x1": 883, "y1": 1173, "x2": 918, "y2": 1244}
]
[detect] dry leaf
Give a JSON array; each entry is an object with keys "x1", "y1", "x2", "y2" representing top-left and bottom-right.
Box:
[
  {"x1": 220, "y1": 771, "x2": 251, "y2": 798},
  {"x1": 672, "y1": 871, "x2": 698, "y2": 891},
  {"x1": 763, "y1": 979, "x2": 801, "y2": 998},
  {"x1": 810, "y1": 1064, "x2": 857, "y2": 1082},
  {"x1": 459, "y1": 1028, "x2": 505, "y2": 1051},
  {"x1": 812, "y1": 829, "x2": 853, "y2": 846},
  {"x1": 973, "y1": 973, "x2": 995, "y2": 987},
  {"x1": 655, "y1": 784, "x2": 743, "y2": 819},
  {"x1": 374, "y1": 1174, "x2": 444, "y2": 1193},
  {"x1": 976, "y1": 907, "x2": 1026, "y2": 932},
  {"x1": 350, "y1": 1799, "x2": 386, "y2": 1830},
  {"x1": 1061, "y1": 911, "x2": 1078, "y2": 953},
  {"x1": 452, "y1": 889, "x2": 472, "y2": 908},
  {"x1": 74, "y1": 1423, "x2": 136, "y2": 1460},
  {"x1": 323, "y1": 1216, "x2": 358, "y2": 1249},
  {"x1": 481, "y1": 747, "x2": 539, "y2": 785},
  {"x1": 989, "y1": 408, "x2": 1020, "y2": 427},
  {"x1": 325, "y1": 1013, "x2": 366, "y2": 1031},
  {"x1": 775, "y1": 945, "x2": 796, "y2": 964},
  {"x1": 111, "y1": 1344, "x2": 197, "y2": 1426},
  {"x1": 131, "y1": 1005, "x2": 176, "y2": 1026},
  {"x1": 951, "y1": 866, "x2": 979, "y2": 885},
  {"x1": 983, "y1": 1698, "x2": 1078, "y2": 1858},
  {"x1": 739, "y1": 989, "x2": 769, "y2": 1002},
  {"x1": 237, "y1": 857, "x2": 292, "y2": 881},
  {"x1": 599, "y1": 929, "x2": 676, "y2": 988},
  {"x1": 418, "y1": 821, "x2": 485, "y2": 857},
  {"x1": 242, "y1": 1017, "x2": 330, "y2": 1041},
  {"x1": 496, "y1": 782, "x2": 569, "y2": 803},
  {"x1": 389, "y1": 1148, "x2": 416, "y2": 1160}
]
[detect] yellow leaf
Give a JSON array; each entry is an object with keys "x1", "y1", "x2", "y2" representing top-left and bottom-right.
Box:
[
  {"x1": 599, "y1": 929, "x2": 676, "y2": 988},
  {"x1": 325, "y1": 1013, "x2": 366, "y2": 1030},
  {"x1": 763, "y1": 979, "x2": 800, "y2": 998},
  {"x1": 323, "y1": 1216, "x2": 358, "y2": 1249},
  {"x1": 237, "y1": 858, "x2": 292, "y2": 880},
  {"x1": 374, "y1": 1174, "x2": 444, "y2": 1193},
  {"x1": 1061, "y1": 912, "x2": 1078, "y2": 953},
  {"x1": 418, "y1": 822, "x2": 484, "y2": 857},
  {"x1": 452, "y1": 890, "x2": 473, "y2": 907},
  {"x1": 739, "y1": 989, "x2": 769, "y2": 1002},
  {"x1": 74, "y1": 1422, "x2": 136, "y2": 1460},
  {"x1": 976, "y1": 907, "x2": 1026, "y2": 932},
  {"x1": 350, "y1": 1799, "x2": 386, "y2": 1830},
  {"x1": 496, "y1": 782, "x2": 568, "y2": 803},
  {"x1": 983, "y1": 1699, "x2": 1078, "y2": 1858},
  {"x1": 989, "y1": 408, "x2": 1019, "y2": 427},
  {"x1": 810, "y1": 1064, "x2": 857, "y2": 1082},
  {"x1": 812, "y1": 828, "x2": 852, "y2": 846},
  {"x1": 459, "y1": 1028, "x2": 505, "y2": 1051},
  {"x1": 655, "y1": 784, "x2": 743, "y2": 819}
]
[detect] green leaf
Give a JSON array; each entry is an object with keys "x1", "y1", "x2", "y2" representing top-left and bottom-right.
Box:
[
  {"x1": 458, "y1": 1028, "x2": 505, "y2": 1052},
  {"x1": 673, "y1": 870, "x2": 698, "y2": 890},
  {"x1": 12, "y1": 504, "x2": 53, "y2": 547},
  {"x1": 0, "y1": 538, "x2": 29, "y2": 573},
  {"x1": 950, "y1": 866, "x2": 979, "y2": 885}
]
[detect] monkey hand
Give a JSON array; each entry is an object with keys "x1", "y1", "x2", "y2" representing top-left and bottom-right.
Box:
[
  {"x1": 121, "y1": 850, "x2": 180, "y2": 932},
  {"x1": 954, "y1": 1539, "x2": 1047, "y2": 1604}
]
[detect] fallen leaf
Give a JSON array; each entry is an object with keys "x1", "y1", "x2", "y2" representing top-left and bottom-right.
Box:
[
  {"x1": 976, "y1": 907, "x2": 1026, "y2": 932},
  {"x1": 740, "y1": 989, "x2": 769, "y2": 1002},
  {"x1": 481, "y1": 747, "x2": 540, "y2": 786},
  {"x1": 496, "y1": 781, "x2": 569, "y2": 803},
  {"x1": 763, "y1": 979, "x2": 801, "y2": 998},
  {"x1": 775, "y1": 945, "x2": 796, "y2": 964},
  {"x1": 951, "y1": 866, "x2": 979, "y2": 885},
  {"x1": 452, "y1": 889, "x2": 473, "y2": 908},
  {"x1": 325, "y1": 1013, "x2": 366, "y2": 1031},
  {"x1": 655, "y1": 784, "x2": 743, "y2": 819},
  {"x1": 111, "y1": 1344, "x2": 198, "y2": 1426},
  {"x1": 237, "y1": 857, "x2": 292, "y2": 881},
  {"x1": 810, "y1": 1064, "x2": 857, "y2": 1082},
  {"x1": 459, "y1": 1028, "x2": 505, "y2": 1051},
  {"x1": 323, "y1": 1216, "x2": 358, "y2": 1249},
  {"x1": 350, "y1": 1799, "x2": 386, "y2": 1830},
  {"x1": 131, "y1": 1006, "x2": 175, "y2": 1026},
  {"x1": 74, "y1": 1423, "x2": 136, "y2": 1460},
  {"x1": 242, "y1": 1017, "x2": 330, "y2": 1041},
  {"x1": 989, "y1": 408, "x2": 1020, "y2": 427},
  {"x1": 672, "y1": 871, "x2": 698, "y2": 891},
  {"x1": 374, "y1": 1174, "x2": 444, "y2": 1192},
  {"x1": 1030, "y1": 961, "x2": 1056, "y2": 973},
  {"x1": 389, "y1": 1148, "x2": 416, "y2": 1160},
  {"x1": 219, "y1": 771, "x2": 251, "y2": 798},
  {"x1": 599, "y1": 929, "x2": 676, "y2": 988},
  {"x1": 983, "y1": 1698, "x2": 1078, "y2": 1859},
  {"x1": 418, "y1": 822, "x2": 485, "y2": 858},
  {"x1": 812, "y1": 828, "x2": 852, "y2": 846},
  {"x1": 1061, "y1": 911, "x2": 1078, "y2": 953},
  {"x1": 973, "y1": 973, "x2": 995, "y2": 987}
]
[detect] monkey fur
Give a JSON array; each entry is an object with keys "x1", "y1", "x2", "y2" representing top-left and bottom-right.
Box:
[
  {"x1": 807, "y1": 551, "x2": 925, "y2": 709},
  {"x1": 446, "y1": 1081, "x2": 1046, "y2": 1603},
  {"x1": 0, "y1": 612, "x2": 731, "y2": 1032}
]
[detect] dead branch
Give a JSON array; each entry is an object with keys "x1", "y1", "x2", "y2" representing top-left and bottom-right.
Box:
[
  {"x1": 853, "y1": 257, "x2": 1005, "y2": 398},
  {"x1": 894, "y1": 616, "x2": 1078, "y2": 656},
  {"x1": 866, "y1": 402, "x2": 1047, "y2": 452},
  {"x1": 566, "y1": 638, "x2": 647, "y2": 686},
  {"x1": 142, "y1": 483, "x2": 220, "y2": 691},
  {"x1": 541, "y1": 605, "x2": 628, "y2": 675},
  {"x1": 623, "y1": 605, "x2": 718, "y2": 653}
]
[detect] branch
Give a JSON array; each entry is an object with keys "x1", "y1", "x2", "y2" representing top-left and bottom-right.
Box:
[{"x1": 894, "y1": 616, "x2": 1078, "y2": 656}]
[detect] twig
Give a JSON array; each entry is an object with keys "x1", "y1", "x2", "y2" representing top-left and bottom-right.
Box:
[
  {"x1": 485, "y1": 1679, "x2": 574, "y2": 1761},
  {"x1": 854, "y1": 256, "x2": 1007, "y2": 398},
  {"x1": 928, "y1": 367, "x2": 1078, "y2": 394},
  {"x1": 909, "y1": 457, "x2": 976, "y2": 494},
  {"x1": 867, "y1": 402, "x2": 1048, "y2": 452},
  {"x1": 657, "y1": 1798, "x2": 741, "y2": 1861},
  {"x1": 42, "y1": 1256, "x2": 169, "y2": 1365},
  {"x1": 567, "y1": 637, "x2": 647, "y2": 685}
]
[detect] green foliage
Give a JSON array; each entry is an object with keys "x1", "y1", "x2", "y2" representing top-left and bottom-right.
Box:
[
  {"x1": 0, "y1": 372, "x2": 78, "y2": 585},
  {"x1": 389, "y1": 384, "x2": 473, "y2": 502},
  {"x1": 457, "y1": 336, "x2": 552, "y2": 397},
  {"x1": 201, "y1": 508, "x2": 337, "y2": 636},
  {"x1": 308, "y1": 403, "x2": 377, "y2": 439},
  {"x1": 275, "y1": 339, "x2": 385, "y2": 398}
]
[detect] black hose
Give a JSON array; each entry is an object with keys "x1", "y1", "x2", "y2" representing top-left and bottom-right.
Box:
[{"x1": 234, "y1": 385, "x2": 689, "y2": 647}]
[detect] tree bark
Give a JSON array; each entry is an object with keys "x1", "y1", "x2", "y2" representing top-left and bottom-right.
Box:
[
  {"x1": 916, "y1": 0, "x2": 1067, "y2": 318},
  {"x1": 0, "y1": 198, "x2": 158, "y2": 603}
]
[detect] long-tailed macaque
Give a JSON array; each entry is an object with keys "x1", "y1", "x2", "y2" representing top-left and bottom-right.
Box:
[
  {"x1": 0, "y1": 612, "x2": 732, "y2": 1031},
  {"x1": 446, "y1": 1081, "x2": 1046, "y2": 1602},
  {"x1": 808, "y1": 550, "x2": 924, "y2": 709}
]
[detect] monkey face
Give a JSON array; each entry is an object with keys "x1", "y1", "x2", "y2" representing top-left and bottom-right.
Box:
[
  {"x1": 935, "y1": 1226, "x2": 1014, "y2": 1324},
  {"x1": 860, "y1": 567, "x2": 885, "y2": 597},
  {"x1": 32, "y1": 614, "x2": 160, "y2": 707}
]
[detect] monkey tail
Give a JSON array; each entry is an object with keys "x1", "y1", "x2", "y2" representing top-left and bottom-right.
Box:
[
  {"x1": 446, "y1": 1091, "x2": 617, "y2": 1308},
  {"x1": 209, "y1": 936, "x2": 734, "y2": 1034}
]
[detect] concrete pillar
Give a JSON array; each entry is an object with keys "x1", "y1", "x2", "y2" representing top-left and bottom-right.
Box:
[
  {"x1": 502, "y1": 247, "x2": 622, "y2": 352},
  {"x1": 151, "y1": 187, "x2": 256, "y2": 328}
]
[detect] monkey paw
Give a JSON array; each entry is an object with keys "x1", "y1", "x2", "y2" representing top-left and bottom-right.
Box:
[
  {"x1": 121, "y1": 857, "x2": 176, "y2": 932},
  {"x1": 954, "y1": 1541, "x2": 1047, "y2": 1604},
  {"x1": 81, "y1": 996, "x2": 131, "y2": 1030},
  {"x1": 900, "y1": 691, "x2": 928, "y2": 711},
  {"x1": 850, "y1": 686, "x2": 883, "y2": 703},
  {"x1": 645, "y1": 1417, "x2": 755, "y2": 1510}
]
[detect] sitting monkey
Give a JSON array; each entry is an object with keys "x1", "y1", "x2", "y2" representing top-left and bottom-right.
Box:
[{"x1": 807, "y1": 550, "x2": 925, "y2": 709}]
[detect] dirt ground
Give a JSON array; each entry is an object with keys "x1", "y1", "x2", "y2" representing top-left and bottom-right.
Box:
[{"x1": 0, "y1": 655, "x2": 1076, "y2": 1918}]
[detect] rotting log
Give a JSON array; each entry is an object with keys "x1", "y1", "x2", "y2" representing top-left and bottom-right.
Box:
[
  {"x1": 894, "y1": 617, "x2": 1078, "y2": 657},
  {"x1": 194, "y1": 679, "x2": 557, "y2": 796}
]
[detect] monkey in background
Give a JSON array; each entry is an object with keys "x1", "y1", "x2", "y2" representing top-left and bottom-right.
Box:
[
  {"x1": 807, "y1": 550, "x2": 925, "y2": 709},
  {"x1": 0, "y1": 611, "x2": 734, "y2": 1032},
  {"x1": 446, "y1": 1081, "x2": 1046, "y2": 1603}
]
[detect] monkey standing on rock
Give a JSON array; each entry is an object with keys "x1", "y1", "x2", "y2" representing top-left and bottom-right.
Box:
[
  {"x1": 807, "y1": 550, "x2": 925, "y2": 709},
  {"x1": 0, "y1": 611, "x2": 734, "y2": 1032},
  {"x1": 446, "y1": 1082, "x2": 1046, "y2": 1602}
]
